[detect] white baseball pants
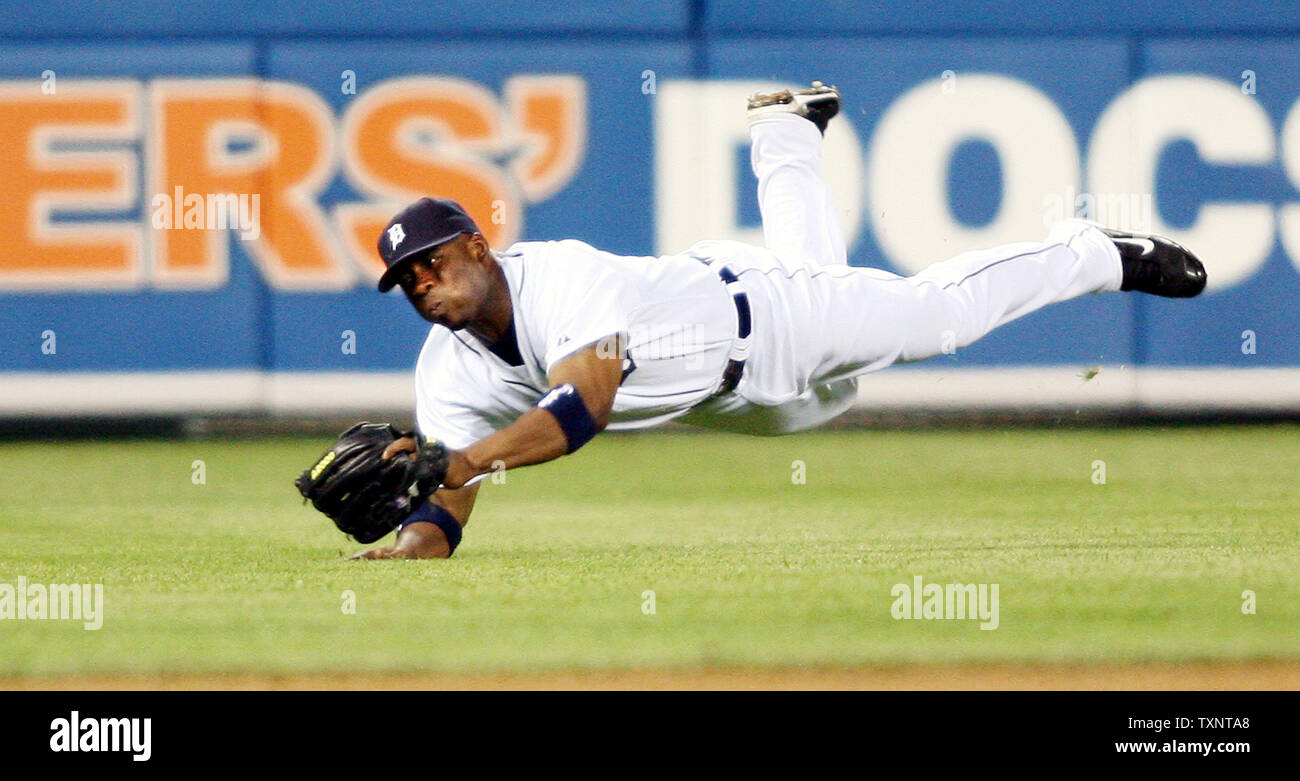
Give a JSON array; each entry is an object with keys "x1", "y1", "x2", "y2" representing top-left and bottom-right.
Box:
[{"x1": 681, "y1": 112, "x2": 1124, "y2": 435}]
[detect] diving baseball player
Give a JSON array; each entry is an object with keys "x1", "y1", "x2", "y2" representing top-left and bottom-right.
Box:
[{"x1": 296, "y1": 82, "x2": 1206, "y2": 559}]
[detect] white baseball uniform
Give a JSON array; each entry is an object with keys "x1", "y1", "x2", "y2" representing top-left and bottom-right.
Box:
[{"x1": 414, "y1": 111, "x2": 1124, "y2": 454}]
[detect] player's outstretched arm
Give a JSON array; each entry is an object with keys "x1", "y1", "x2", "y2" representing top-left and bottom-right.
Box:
[
  {"x1": 441, "y1": 340, "x2": 624, "y2": 488},
  {"x1": 348, "y1": 338, "x2": 621, "y2": 559},
  {"x1": 348, "y1": 482, "x2": 480, "y2": 560}
]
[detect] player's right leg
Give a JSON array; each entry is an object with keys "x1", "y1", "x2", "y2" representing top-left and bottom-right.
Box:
[
  {"x1": 808, "y1": 220, "x2": 1130, "y2": 384},
  {"x1": 746, "y1": 82, "x2": 847, "y2": 269}
]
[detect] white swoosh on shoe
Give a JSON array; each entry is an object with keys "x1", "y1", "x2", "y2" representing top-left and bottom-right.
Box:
[{"x1": 1114, "y1": 237, "x2": 1156, "y2": 255}]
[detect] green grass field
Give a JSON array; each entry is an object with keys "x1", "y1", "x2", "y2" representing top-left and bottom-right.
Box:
[{"x1": 1, "y1": 425, "x2": 1297, "y2": 681}]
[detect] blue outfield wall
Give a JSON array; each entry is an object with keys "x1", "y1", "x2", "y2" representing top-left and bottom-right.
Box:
[{"x1": 0, "y1": 1, "x2": 1297, "y2": 414}]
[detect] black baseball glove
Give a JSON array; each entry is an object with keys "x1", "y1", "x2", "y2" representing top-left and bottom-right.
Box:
[{"x1": 294, "y1": 422, "x2": 449, "y2": 544}]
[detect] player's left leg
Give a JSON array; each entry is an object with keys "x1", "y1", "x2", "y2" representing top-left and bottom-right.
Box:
[
  {"x1": 743, "y1": 83, "x2": 867, "y2": 420},
  {"x1": 745, "y1": 87, "x2": 861, "y2": 417},
  {"x1": 747, "y1": 83, "x2": 846, "y2": 269}
]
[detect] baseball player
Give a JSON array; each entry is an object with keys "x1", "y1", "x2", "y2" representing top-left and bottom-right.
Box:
[{"x1": 300, "y1": 81, "x2": 1206, "y2": 559}]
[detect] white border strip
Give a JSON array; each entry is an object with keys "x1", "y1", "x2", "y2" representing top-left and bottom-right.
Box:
[
  {"x1": 854, "y1": 366, "x2": 1300, "y2": 411},
  {"x1": 0, "y1": 371, "x2": 413, "y2": 417},
  {"x1": 0, "y1": 367, "x2": 1297, "y2": 417}
]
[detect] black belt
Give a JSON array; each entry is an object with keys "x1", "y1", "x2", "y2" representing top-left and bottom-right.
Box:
[{"x1": 713, "y1": 266, "x2": 751, "y2": 397}]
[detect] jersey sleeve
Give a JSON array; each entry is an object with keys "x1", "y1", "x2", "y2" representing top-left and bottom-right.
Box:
[
  {"x1": 412, "y1": 332, "x2": 500, "y2": 452},
  {"x1": 415, "y1": 387, "x2": 497, "y2": 490},
  {"x1": 535, "y1": 242, "x2": 641, "y2": 371},
  {"x1": 415, "y1": 393, "x2": 496, "y2": 452}
]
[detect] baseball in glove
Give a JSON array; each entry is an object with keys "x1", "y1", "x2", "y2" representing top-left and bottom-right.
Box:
[{"x1": 294, "y1": 422, "x2": 449, "y2": 544}]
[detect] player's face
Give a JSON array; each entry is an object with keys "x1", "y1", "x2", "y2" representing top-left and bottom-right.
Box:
[{"x1": 396, "y1": 233, "x2": 494, "y2": 329}]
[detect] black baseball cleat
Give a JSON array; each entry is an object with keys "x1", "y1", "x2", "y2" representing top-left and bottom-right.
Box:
[
  {"x1": 747, "y1": 81, "x2": 840, "y2": 135},
  {"x1": 1103, "y1": 228, "x2": 1208, "y2": 298}
]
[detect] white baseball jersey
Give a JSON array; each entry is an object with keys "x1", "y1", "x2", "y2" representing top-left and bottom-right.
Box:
[
  {"x1": 415, "y1": 111, "x2": 1123, "y2": 454},
  {"x1": 413, "y1": 238, "x2": 740, "y2": 450}
]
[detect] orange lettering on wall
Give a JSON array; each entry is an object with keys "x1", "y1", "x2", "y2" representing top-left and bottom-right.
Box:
[
  {"x1": 506, "y1": 75, "x2": 586, "y2": 202},
  {"x1": 0, "y1": 81, "x2": 141, "y2": 289},
  {"x1": 149, "y1": 80, "x2": 352, "y2": 289},
  {"x1": 337, "y1": 77, "x2": 521, "y2": 279}
]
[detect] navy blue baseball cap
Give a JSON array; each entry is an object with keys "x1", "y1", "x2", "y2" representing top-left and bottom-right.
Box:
[{"x1": 376, "y1": 197, "x2": 481, "y2": 292}]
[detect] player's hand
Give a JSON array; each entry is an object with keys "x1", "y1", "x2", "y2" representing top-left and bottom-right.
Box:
[
  {"x1": 381, "y1": 435, "x2": 418, "y2": 460},
  {"x1": 346, "y1": 545, "x2": 407, "y2": 560},
  {"x1": 345, "y1": 519, "x2": 452, "y2": 560},
  {"x1": 382, "y1": 435, "x2": 468, "y2": 489}
]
